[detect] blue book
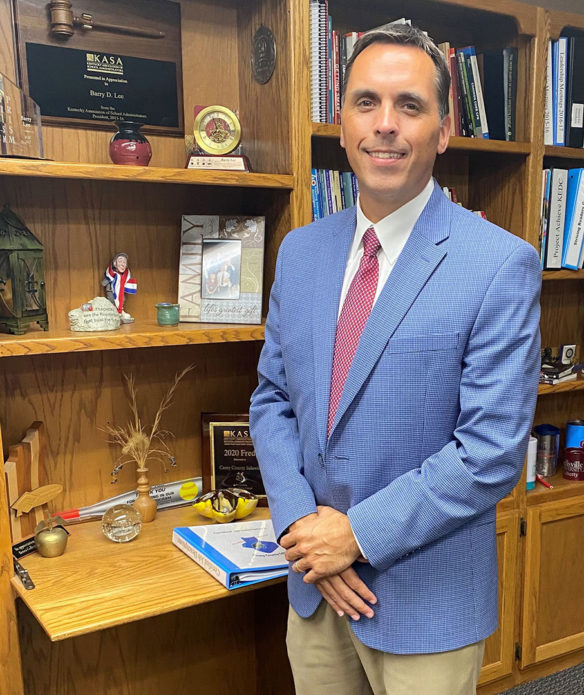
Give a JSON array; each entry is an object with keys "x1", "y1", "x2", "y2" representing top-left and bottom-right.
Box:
[
  {"x1": 311, "y1": 168, "x2": 320, "y2": 220},
  {"x1": 173, "y1": 519, "x2": 287, "y2": 590},
  {"x1": 561, "y1": 168, "x2": 584, "y2": 269}
]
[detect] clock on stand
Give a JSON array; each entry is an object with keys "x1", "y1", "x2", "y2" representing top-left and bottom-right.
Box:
[{"x1": 185, "y1": 105, "x2": 250, "y2": 172}]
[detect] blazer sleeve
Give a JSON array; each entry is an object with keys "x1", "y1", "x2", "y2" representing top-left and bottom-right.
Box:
[
  {"x1": 348, "y1": 242, "x2": 542, "y2": 571},
  {"x1": 249, "y1": 239, "x2": 318, "y2": 540}
]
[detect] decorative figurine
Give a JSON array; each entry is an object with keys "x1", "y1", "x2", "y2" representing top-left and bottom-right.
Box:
[
  {"x1": 102, "y1": 253, "x2": 137, "y2": 323},
  {"x1": 34, "y1": 513, "x2": 68, "y2": 557}
]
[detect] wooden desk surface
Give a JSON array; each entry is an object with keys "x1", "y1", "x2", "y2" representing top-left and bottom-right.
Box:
[{"x1": 12, "y1": 506, "x2": 282, "y2": 642}]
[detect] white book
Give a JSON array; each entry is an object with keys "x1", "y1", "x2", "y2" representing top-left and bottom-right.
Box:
[
  {"x1": 173, "y1": 519, "x2": 288, "y2": 590},
  {"x1": 554, "y1": 37, "x2": 568, "y2": 146},
  {"x1": 561, "y1": 169, "x2": 584, "y2": 270},
  {"x1": 544, "y1": 40, "x2": 553, "y2": 145},
  {"x1": 545, "y1": 168, "x2": 568, "y2": 269},
  {"x1": 469, "y1": 52, "x2": 489, "y2": 138}
]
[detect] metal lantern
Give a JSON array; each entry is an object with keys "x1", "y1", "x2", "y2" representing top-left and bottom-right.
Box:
[{"x1": 0, "y1": 205, "x2": 48, "y2": 335}]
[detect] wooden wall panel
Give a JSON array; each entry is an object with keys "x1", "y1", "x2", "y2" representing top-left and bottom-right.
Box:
[{"x1": 0, "y1": 342, "x2": 262, "y2": 513}]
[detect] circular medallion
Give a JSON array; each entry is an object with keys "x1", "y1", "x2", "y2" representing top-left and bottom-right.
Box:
[
  {"x1": 193, "y1": 106, "x2": 242, "y2": 156},
  {"x1": 251, "y1": 25, "x2": 276, "y2": 85}
]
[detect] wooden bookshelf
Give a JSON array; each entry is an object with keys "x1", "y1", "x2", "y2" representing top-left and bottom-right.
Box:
[
  {"x1": 312, "y1": 123, "x2": 532, "y2": 155},
  {"x1": 526, "y1": 469, "x2": 584, "y2": 506},
  {"x1": 0, "y1": 159, "x2": 294, "y2": 190},
  {"x1": 1, "y1": 0, "x2": 583, "y2": 694},
  {"x1": 542, "y1": 270, "x2": 584, "y2": 280},
  {"x1": 0, "y1": 322, "x2": 265, "y2": 358},
  {"x1": 544, "y1": 145, "x2": 584, "y2": 161},
  {"x1": 12, "y1": 506, "x2": 280, "y2": 642},
  {"x1": 538, "y1": 379, "x2": 584, "y2": 396}
]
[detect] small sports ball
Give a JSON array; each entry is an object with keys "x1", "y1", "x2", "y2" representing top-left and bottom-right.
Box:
[{"x1": 179, "y1": 480, "x2": 199, "y2": 501}]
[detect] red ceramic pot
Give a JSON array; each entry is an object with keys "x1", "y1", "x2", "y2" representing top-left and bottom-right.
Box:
[{"x1": 109, "y1": 121, "x2": 152, "y2": 166}]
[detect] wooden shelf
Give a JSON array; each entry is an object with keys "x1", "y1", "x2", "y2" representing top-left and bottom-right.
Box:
[
  {"x1": 537, "y1": 379, "x2": 584, "y2": 396},
  {"x1": 0, "y1": 321, "x2": 265, "y2": 358},
  {"x1": 544, "y1": 145, "x2": 584, "y2": 161},
  {"x1": 542, "y1": 270, "x2": 584, "y2": 280},
  {"x1": 12, "y1": 506, "x2": 281, "y2": 642},
  {"x1": 527, "y1": 469, "x2": 584, "y2": 506},
  {"x1": 0, "y1": 159, "x2": 294, "y2": 190},
  {"x1": 311, "y1": 123, "x2": 531, "y2": 154}
]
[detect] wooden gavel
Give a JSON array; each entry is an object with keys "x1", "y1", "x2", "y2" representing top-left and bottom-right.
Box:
[{"x1": 48, "y1": 0, "x2": 165, "y2": 39}]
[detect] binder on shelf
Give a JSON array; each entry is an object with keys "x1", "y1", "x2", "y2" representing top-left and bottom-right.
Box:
[
  {"x1": 552, "y1": 37, "x2": 568, "y2": 146},
  {"x1": 503, "y1": 47, "x2": 518, "y2": 141},
  {"x1": 561, "y1": 169, "x2": 584, "y2": 270},
  {"x1": 172, "y1": 519, "x2": 288, "y2": 590},
  {"x1": 539, "y1": 169, "x2": 551, "y2": 268},
  {"x1": 544, "y1": 40, "x2": 554, "y2": 146},
  {"x1": 481, "y1": 50, "x2": 506, "y2": 141},
  {"x1": 545, "y1": 168, "x2": 568, "y2": 269},
  {"x1": 566, "y1": 36, "x2": 584, "y2": 149}
]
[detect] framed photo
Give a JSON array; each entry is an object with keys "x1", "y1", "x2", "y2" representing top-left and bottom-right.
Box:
[
  {"x1": 201, "y1": 413, "x2": 267, "y2": 505},
  {"x1": 178, "y1": 215, "x2": 265, "y2": 324},
  {"x1": 12, "y1": 0, "x2": 183, "y2": 134}
]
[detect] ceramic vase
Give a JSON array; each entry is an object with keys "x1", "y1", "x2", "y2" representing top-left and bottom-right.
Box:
[{"x1": 109, "y1": 121, "x2": 152, "y2": 166}]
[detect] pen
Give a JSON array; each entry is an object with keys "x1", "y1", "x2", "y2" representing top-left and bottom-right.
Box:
[{"x1": 536, "y1": 474, "x2": 554, "y2": 489}]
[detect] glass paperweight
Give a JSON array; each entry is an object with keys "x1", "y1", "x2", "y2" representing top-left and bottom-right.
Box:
[{"x1": 102, "y1": 504, "x2": 142, "y2": 543}]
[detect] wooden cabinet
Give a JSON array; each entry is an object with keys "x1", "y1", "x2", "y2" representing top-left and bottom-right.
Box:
[
  {"x1": 478, "y1": 512, "x2": 520, "y2": 685},
  {"x1": 521, "y1": 495, "x2": 584, "y2": 667},
  {"x1": 0, "y1": 1, "x2": 583, "y2": 694}
]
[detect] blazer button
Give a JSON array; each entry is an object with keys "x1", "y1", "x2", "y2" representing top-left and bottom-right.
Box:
[{"x1": 318, "y1": 453, "x2": 324, "y2": 467}]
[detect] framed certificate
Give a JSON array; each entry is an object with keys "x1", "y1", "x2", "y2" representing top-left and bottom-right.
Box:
[{"x1": 201, "y1": 413, "x2": 267, "y2": 504}]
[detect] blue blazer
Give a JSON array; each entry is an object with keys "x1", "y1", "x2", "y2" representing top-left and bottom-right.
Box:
[{"x1": 250, "y1": 182, "x2": 541, "y2": 654}]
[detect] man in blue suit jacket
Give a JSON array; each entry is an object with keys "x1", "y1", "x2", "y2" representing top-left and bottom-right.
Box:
[{"x1": 250, "y1": 23, "x2": 541, "y2": 695}]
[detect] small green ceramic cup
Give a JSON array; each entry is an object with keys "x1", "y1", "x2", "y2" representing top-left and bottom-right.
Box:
[{"x1": 155, "y1": 303, "x2": 180, "y2": 326}]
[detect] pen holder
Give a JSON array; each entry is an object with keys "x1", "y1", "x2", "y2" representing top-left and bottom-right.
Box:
[{"x1": 155, "y1": 303, "x2": 180, "y2": 326}]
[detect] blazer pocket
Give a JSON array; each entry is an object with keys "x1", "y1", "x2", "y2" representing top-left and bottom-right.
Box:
[{"x1": 387, "y1": 333, "x2": 460, "y2": 354}]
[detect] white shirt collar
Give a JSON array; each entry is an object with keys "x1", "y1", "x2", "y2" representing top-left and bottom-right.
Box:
[{"x1": 353, "y1": 177, "x2": 434, "y2": 264}]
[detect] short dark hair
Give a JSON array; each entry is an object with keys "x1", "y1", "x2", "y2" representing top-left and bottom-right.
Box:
[{"x1": 342, "y1": 23, "x2": 450, "y2": 122}]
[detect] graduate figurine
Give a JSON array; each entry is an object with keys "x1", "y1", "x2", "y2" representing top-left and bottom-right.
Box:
[{"x1": 102, "y1": 253, "x2": 137, "y2": 324}]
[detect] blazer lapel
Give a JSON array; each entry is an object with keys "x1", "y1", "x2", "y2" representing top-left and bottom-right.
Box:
[
  {"x1": 313, "y1": 209, "x2": 356, "y2": 453},
  {"x1": 329, "y1": 183, "x2": 452, "y2": 440}
]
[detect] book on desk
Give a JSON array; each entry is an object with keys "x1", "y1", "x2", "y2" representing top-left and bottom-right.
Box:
[{"x1": 173, "y1": 518, "x2": 288, "y2": 589}]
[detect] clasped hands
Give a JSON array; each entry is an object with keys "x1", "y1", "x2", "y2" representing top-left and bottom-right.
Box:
[{"x1": 280, "y1": 506, "x2": 377, "y2": 620}]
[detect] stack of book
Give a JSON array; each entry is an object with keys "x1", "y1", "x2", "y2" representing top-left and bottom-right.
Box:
[
  {"x1": 544, "y1": 36, "x2": 584, "y2": 148},
  {"x1": 311, "y1": 168, "x2": 358, "y2": 220},
  {"x1": 539, "y1": 362, "x2": 579, "y2": 386},
  {"x1": 309, "y1": 9, "x2": 517, "y2": 141},
  {"x1": 539, "y1": 168, "x2": 584, "y2": 270}
]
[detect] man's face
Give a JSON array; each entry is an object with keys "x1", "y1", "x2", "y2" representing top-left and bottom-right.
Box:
[
  {"x1": 115, "y1": 255, "x2": 127, "y2": 273},
  {"x1": 340, "y1": 42, "x2": 450, "y2": 223}
]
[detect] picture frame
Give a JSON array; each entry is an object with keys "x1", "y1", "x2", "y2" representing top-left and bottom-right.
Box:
[
  {"x1": 179, "y1": 215, "x2": 265, "y2": 324},
  {"x1": 201, "y1": 413, "x2": 267, "y2": 505}
]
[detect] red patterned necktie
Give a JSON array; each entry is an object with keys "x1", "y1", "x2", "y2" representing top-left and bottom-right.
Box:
[{"x1": 328, "y1": 226, "x2": 380, "y2": 436}]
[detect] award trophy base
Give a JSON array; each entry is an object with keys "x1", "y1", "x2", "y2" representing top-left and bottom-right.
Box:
[{"x1": 185, "y1": 153, "x2": 250, "y2": 172}]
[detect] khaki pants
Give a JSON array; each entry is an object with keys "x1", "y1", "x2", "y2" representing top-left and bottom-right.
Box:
[{"x1": 287, "y1": 603, "x2": 485, "y2": 695}]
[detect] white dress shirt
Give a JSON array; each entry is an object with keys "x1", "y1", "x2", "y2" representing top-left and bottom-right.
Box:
[
  {"x1": 338, "y1": 177, "x2": 434, "y2": 317},
  {"x1": 337, "y1": 177, "x2": 434, "y2": 560}
]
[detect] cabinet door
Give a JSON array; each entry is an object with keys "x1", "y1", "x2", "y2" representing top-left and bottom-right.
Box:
[
  {"x1": 521, "y1": 497, "x2": 584, "y2": 667},
  {"x1": 478, "y1": 511, "x2": 519, "y2": 685}
]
